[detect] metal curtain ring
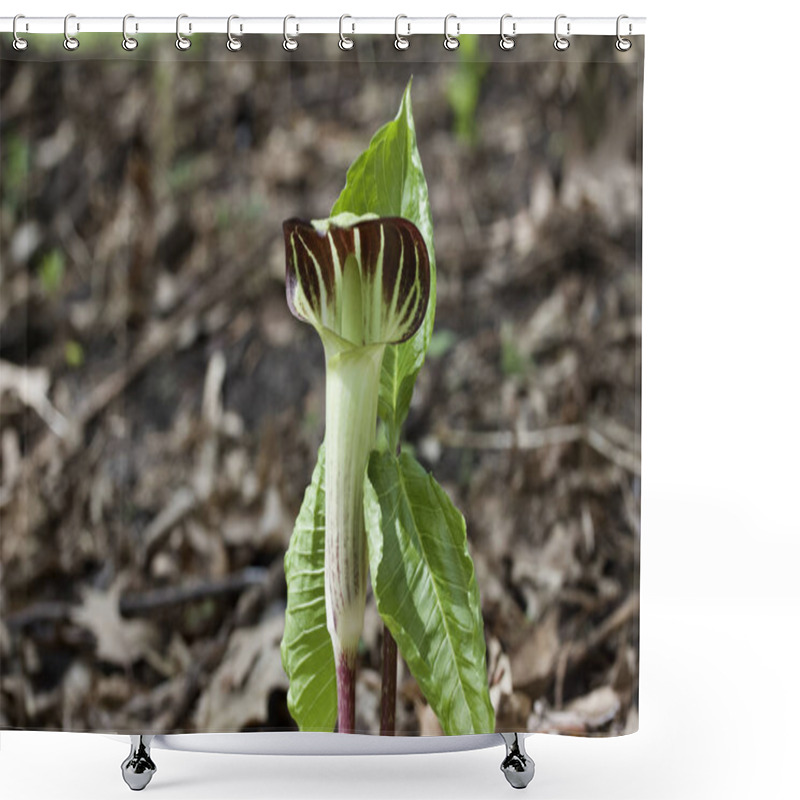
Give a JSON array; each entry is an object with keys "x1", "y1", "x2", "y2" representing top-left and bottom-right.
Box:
[
  {"x1": 176, "y1": 13, "x2": 191, "y2": 50},
  {"x1": 12, "y1": 14, "x2": 28, "y2": 51},
  {"x1": 616, "y1": 14, "x2": 632, "y2": 51},
  {"x1": 444, "y1": 14, "x2": 460, "y2": 51},
  {"x1": 227, "y1": 15, "x2": 242, "y2": 51},
  {"x1": 63, "y1": 13, "x2": 79, "y2": 51},
  {"x1": 283, "y1": 15, "x2": 298, "y2": 51},
  {"x1": 394, "y1": 15, "x2": 410, "y2": 50},
  {"x1": 339, "y1": 14, "x2": 354, "y2": 50},
  {"x1": 499, "y1": 14, "x2": 516, "y2": 50},
  {"x1": 122, "y1": 14, "x2": 138, "y2": 51},
  {"x1": 553, "y1": 14, "x2": 570, "y2": 51}
]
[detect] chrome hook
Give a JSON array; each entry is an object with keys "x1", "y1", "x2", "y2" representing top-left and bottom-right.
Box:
[
  {"x1": 283, "y1": 15, "x2": 298, "y2": 51},
  {"x1": 499, "y1": 14, "x2": 516, "y2": 51},
  {"x1": 175, "y1": 13, "x2": 191, "y2": 50},
  {"x1": 394, "y1": 15, "x2": 410, "y2": 50},
  {"x1": 444, "y1": 14, "x2": 460, "y2": 51},
  {"x1": 553, "y1": 14, "x2": 570, "y2": 51},
  {"x1": 616, "y1": 14, "x2": 632, "y2": 51},
  {"x1": 227, "y1": 15, "x2": 242, "y2": 51},
  {"x1": 122, "y1": 14, "x2": 138, "y2": 51},
  {"x1": 12, "y1": 14, "x2": 28, "y2": 51},
  {"x1": 63, "y1": 13, "x2": 79, "y2": 51},
  {"x1": 339, "y1": 14, "x2": 354, "y2": 50}
]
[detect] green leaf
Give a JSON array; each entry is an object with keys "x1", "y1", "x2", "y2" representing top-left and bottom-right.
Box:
[
  {"x1": 364, "y1": 451, "x2": 495, "y2": 735},
  {"x1": 331, "y1": 79, "x2": 437, "y2": 450},
  {"x1": 280, "y1": 445, "x2": 337, "y2": 732},
  {"x1": 64, "y1": 340, "x2": 84, "y2": 368},
  {"x1": 445, "y1": 36, "x2": 489, "y2": 146},
  {"x1": 38, "y1": 249, "x2": 65, "y2": 296},
  {"x1": 376, "y1": 346, "x2": 419, "y2": 450}
]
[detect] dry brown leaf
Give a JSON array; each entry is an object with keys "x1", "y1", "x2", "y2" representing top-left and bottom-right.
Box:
[
  {"x1": 259, "y1": 485, "x2": 292, "y2": 552},
  {"x1": 487, "y1": 636, "x2": 533, "y2": 729},
  {"x1": 185, "y1": 519, "x2": 229, "y2": 578},
  {"x1": 488, "y1": 637, "x2": 513, "y2": 713},
  {"x1": 71, "y1": 578, "x2": 158, "y2": 668},
  {"x1": 520, "y1": 293, "x2": 568, "y2": 357},
  {"x1": 193, "y1": 614, "x2": 287, "y2": 731},
  {"x1": 513, "y1": 522, "x2": 581, "y2": 596},
  {"x1": 96, "y1": 674, "x2": 135, "y2": 707},
  {"x1": 1, "y1": 427, "x2": 22, "y2": 489},
  {"x1": 142, "y1": 487, "x2": 197, "y2": 555},
  {"x1": 624, "y1": 706, "x2": 639, "y2": 734},
  {"x1": 0, "y1": 359, "x2": 69, "y2": 438},
  {"x1": 355, "y1": 668, "x2": 381, "y2": 735},
  {"x1": 222, "y1": 514, "x2": 258, "y2": 547},
  {"x1": 415, "y1": 701, "x2": 444, "y2": 737},
  {"x1": 61, "y1": 660, "x2": 92, "y2": 725},
  {"x1": 510, "y1": 607, "x2": 560, "y2": 696},
  {"x1": 497, "y1": 692, "x2": 533, "y2": 732},
  {"x1": 528, "y1": 685, "x2": 621, "y2": 735},
  {"x1": 564, "y1": 686, "x2": 621, "y2": 730},
  {"x1": 122, "y1": 673, "x2": 188, "y2": 728}
]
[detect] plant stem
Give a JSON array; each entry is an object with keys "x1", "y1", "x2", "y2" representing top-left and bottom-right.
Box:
[
  {"x1": 323, "y1": 341, "x2": 384, "y2": 734},
  {"x1": 380, "y1": 623, "x2": 397, "y2": 735},
  {"x1": 336, "y1": 656, "x2": 357, "y2": 734}
]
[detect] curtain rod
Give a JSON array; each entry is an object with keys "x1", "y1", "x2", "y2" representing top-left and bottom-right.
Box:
[{"x1": 0, "y1": 16, "x2": 646, "y2": 37}]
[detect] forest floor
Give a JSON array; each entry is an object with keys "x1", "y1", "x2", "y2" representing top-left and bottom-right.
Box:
[{"x1": 1, "y1": 36, "x2": 641, "y2": 736}]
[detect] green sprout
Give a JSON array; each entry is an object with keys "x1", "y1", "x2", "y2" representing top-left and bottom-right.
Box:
[{"x1": 281, "y1": 82, "x2": 494, "y2": 737}]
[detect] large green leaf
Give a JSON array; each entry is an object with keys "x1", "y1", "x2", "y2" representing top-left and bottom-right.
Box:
[
  {"x1": 280, "y1": 445, "x2": 337, "y2": 731},
  {"x1": 331, "y1": 79, "x2": 437, "y2": 451},
  {"x1": 364, "y1": 451, "x2": 495, "y2": 735}
]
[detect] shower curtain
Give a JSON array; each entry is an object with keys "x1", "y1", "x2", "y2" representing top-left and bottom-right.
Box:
[{"x1": 0, "y1": 30, "x2": 642, "y2": 739}]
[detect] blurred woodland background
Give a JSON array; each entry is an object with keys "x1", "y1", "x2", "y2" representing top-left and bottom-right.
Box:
[{"x1": 0, "y1": 35, "x2": 641, "y2": 736}]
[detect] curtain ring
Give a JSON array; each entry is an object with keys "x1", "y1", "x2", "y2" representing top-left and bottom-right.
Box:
[
  {"x1": 553, "y1": 14, "x2": 570, "y2": 51},
  {"x1": 122, "y1": 14, "x2": 138, "y2": 51},
  {"x1": 339, "y1": 14, "x2": 355, "y2": 50},
  {"x1": 12, "y1": 14, "x2": 28, "y2": 51},
  {"x1": 175, "y1": 13, "x2": 191, "y2": 50},
  {"x1": 444, "y1": 14, "x2": 460, "y2": 51},
  {"x1": 227, "y1": 15, "x2": 242, "y2": 51},
  {"x1": 394, "y1": 15, "x2": 410, "y2": 50},
  {"x1": 616, "y1": 14, "x2": 632, "y2": 51},
  {"x1": 63, "y1": 13, "x2": 79, "y2": 51},
  {"x1": 283, "y1": 15, "x2": 298, "y2": 51},
  {"x1": 499, "y1": 14, "x2": 516, "y2": 51}
]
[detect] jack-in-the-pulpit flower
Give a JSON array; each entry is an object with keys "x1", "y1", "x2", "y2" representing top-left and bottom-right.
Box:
[{"x1": 283, "y1": 212, "x2": 430, "y2": 732}]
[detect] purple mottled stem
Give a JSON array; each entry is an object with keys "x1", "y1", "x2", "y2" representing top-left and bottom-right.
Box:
[
  {"x1": 380, "y1": 624, "x2": 397, "y2": 735},
  {"x1": 336, "y1": 656, "x2": 357, "y2": 734}
]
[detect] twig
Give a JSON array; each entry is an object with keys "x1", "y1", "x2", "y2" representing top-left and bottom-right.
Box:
[
  {"x1": 553, "y1": 594, "x2": 639, "y2": 708},
  {"x1": 554, "y1": 645, "x2": 571, "y2": 710},
  {"x1": 139, "y1": 579, "x2": 287, "y2": 732},
  {"x1": 141, "y1": 487, "x2": 198, "y2": 562},
  {"x1": 584, "y1": 428, "x2": 641, "y2": 476},
  {"x1": 439, "y1": 422, "x2": 640, "y2": 475},
  {"x1": 3, "y1": 600, "x2": 73, "y2": 631},
  {"x1": 562, "y1": 593, "x2": 640, "y2": 672},
  {"x1": 440, "y1": 424, "x2": 581, "y2": 451},
  {"x1": 5, "y1": 566, "x2": 282, "y2": 630},
  {"x1": 581, "y1": 593, "x2": 639, "y2": 657},
  {"x1": 119, "y1": 565, "x2": 282, "y2": 617}
]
